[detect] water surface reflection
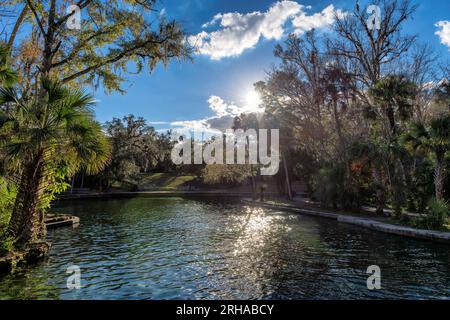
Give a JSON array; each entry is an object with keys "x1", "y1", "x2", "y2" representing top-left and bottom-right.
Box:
[{"x1": 0, "y1": 198, "x2": 449, "y2": 299}]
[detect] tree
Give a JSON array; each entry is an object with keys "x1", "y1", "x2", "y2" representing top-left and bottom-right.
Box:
[
  {"x1": 232, "y1": 113, "x2": 260, "y2": 200},
  {"x1": 0, "y1": 0, "x2": 190, "y2": 253},
  {"x1": 350, "y1": 140, "x2": 387, "y2": 215},
  {"x1": 0, "y1": 79, "x2": 110, "y2": 249},
  {"x1": 258, "y1": 31, "x2": 367, "y2": 203},
  {"x1": 403, "y1": 115, "x2": 450, "y2": 201},
  {"x1": 369, "y1": 75, "x2": 417, "y2": 136},
  {"x1": 0, "y1": 42, "x2": 18, "y2": 249},
  {"x1": 202, "y1": 164, "x2": 252, "y2": 186},
  {"x1": 100, "y1": 115, "x2": 172, "y2": 189},
  {"x1": 331, "y1": 0, "x2": 417, "y2": 88},
  {"x1": 324, "y1": 0, "x2": 421, "y2": 214},
  {"x1": 2, "y1": 0, "x2": 191, "y2": 93},
  {"x1": 368, "y1": 75, "x2": 418, "y2": 215}
]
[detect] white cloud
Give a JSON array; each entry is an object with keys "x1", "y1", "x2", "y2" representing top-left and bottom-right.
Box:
[
  {"x1": 292, "y1": 4, "x2": 344, "y2": 35},
  {"x1": 169, "y1": 94, "x2": 264, "y2": 134},
  {"x1": 188, "y1": 1, "x2": 343, "y2": 60},
  {"x1": 169, "y1": 119, "x2": 221, "y2": 139},
  {"x1": 208, "y1": 94, "x2": 264, "y2": 117},
  {"x1": 170, "y1": 119, "x2": 210, "y2": 131},
  {"x1": 207, "y1": 95, "x2": 241, "y2": 117},
  {"x1": 148, "y1": 121, "x2": 169, "y2": 125},
  {"x1": 206, "y1": 115, "x2": 235, "y2": 132},
  {"x1": 436, "y1": 21, "x2": 450, "y2": 49}
]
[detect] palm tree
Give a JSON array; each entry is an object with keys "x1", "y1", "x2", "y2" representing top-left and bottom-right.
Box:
[
  {"x1": 369, "y1": 75, "x2": 418, "y2": 215},
  {"x1": 403, "y1": 115, "x2": 450, "y2": 201},
  {"x1": 370, "y1": 75, "x2": 417, "y2": 135},
  {"x1": 0, "y1": 79, "x2": 111, "y2": 249}
]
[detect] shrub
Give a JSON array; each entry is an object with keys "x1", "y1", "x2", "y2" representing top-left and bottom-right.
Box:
[
  {"x1": 202, "y1": 164, "x2": 252, "y2": 186},
  {"x1": 313, "y1": 164, "x2": 360, "y2": 209},
  {"x1": 413, "y1": 199, "x2": 449, "y2": 230},
  {"x1": 405, "y1": 157, "x2": 434, "y2": 213},
  {"x1": 0, "y1": 178, "x2": 16, "y2": 254}
]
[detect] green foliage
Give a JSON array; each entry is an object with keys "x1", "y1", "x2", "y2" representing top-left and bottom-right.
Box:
[
  {"x1": 405, "y1": 157, "x2": 434, "y2": 212},
  {"x1": 139, "y1": 173, "x2": 196, "y2": 190},
  {"x1": 292, "y1": 149, "x2": 320, "y2": 196},
  {"x1": 202, "y1": 164, "x2": 253, "y2": 186},
  {"x1": 313, "y1": 164, "x2": 360, "y2": 209},
  {"x1": 0, "y1": 178, "x2": 15, "y2": 230},
  {"x1": 369, "y1": 75, "x2": 417, "y2": 123},
  {"x1": 2, "y1": 0, "x2": 191, "y2": 93},
  {"x1": 0, "y1": 43, "x2": 17, "y2": 87},
  {"x1": 403, "y1": 115, "x2": 450, "y2": 156},
  {"x1": 403, "y1": 114, "x2": 450, "y2": 201},
  {"x1": 0, "y1": 79, "x2": 111, "y2": 244},
  {"x1": 39, "y1": 162, "x2": 71, "y2": 210},
  {"x1": 98, "y1": 115, "x2": 174, "y2": 189},
  {"x1": 412, "y1": 199, "x2": 450, "y2": 230},
  {"x1": 0, "y1": 178, "x2": 16, "y2": 254},
  {"x1": 0, "y1": 79, "x2": 111, "y2": 179}
]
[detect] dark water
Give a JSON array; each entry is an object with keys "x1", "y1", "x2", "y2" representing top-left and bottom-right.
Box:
[{"x1": 0, "y1": 197, "x2": 449, "y2": 300}]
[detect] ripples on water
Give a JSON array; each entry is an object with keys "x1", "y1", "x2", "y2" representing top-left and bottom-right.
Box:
[{"x1": 0, "y1": 197, "x2": 449, "y2": 300}]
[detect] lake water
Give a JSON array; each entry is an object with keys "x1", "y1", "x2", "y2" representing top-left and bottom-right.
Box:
[{"x1": 0, "y1": 197, "x2": 449, "y2": 299}]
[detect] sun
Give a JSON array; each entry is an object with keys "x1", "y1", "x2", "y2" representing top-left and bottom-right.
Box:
[{"x1": 244, "y1": 90, "x2": 263, "y2": 113}]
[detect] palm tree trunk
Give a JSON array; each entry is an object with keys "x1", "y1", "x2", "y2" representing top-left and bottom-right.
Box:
[
  {"x1": 435, "y1": 152, "x2": 446, "y2": 201},
  {"x1": 7, "y1": 154, "x2": 45, "y2": 248},
  {"x1": 386, "y1": 106, "x2": 397, "y2": 135}
]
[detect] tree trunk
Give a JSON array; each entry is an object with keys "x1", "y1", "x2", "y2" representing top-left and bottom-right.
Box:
[
  {"x1": 7, "y1": 154, "x2": 46, "y2": 249},
  {"x1": 372, "y1": 166, "x2": 385, "y2": 216},
  {"x1": 283, "y1": 155, "x2": 293, "y2": 201},
  {"x1": 435, "y1": 152, "x2": 446, "y2": 201},
  {"x1": 250, "y1": 165, "x2": 257, "y2": 201},
  {"x1": 80, "y1": 171, "x2": 85, "y2": 189},
  {"x1": 7, "y1": 5, "x2": 29, "y2": 49},
  {"x1": 70, "y1": 174, "x2": 76, "y2": 194},
  {"x1": 392, "y1": 158, "x2": 407, "y2": 216},
  {"x1": 333, "y1": 99, "x2": 346, "y2": 155},
  {"x1": 386, "y1": 106, "x2": 397, "y2": 135}
]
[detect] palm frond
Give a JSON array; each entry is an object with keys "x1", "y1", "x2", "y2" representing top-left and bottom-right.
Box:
[
  {"x1": 0, "y1": 87, "x2": 20, "y2": 106},
  {"x1": 430, "y1": 115, "x2": 450, "y2": 145}
]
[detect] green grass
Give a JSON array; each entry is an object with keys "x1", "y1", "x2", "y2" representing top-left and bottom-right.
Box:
[{"x1": 138, "y1": 173, "x2": 196, "y2": 190}]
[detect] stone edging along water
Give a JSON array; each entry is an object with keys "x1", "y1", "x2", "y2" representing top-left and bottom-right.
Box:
[
  {"x1": 57, "y1": 191, "x2": 280, "y2": 200},
  {"x1": 242, "y1": 200, "x2": 450, "y2": 244}
]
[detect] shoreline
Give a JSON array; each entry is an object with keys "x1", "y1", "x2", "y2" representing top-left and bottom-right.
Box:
[
  {"x1": 56, "y1": 191, "x2": 278, "y2": 200},
  {"x1": 242, "y1": 200, "x2": 450, "y2": 244}
]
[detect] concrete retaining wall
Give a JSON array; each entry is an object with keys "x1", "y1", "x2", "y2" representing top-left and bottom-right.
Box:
[{"x1": 243, "y1": 200, "x2": 450, "y2": 244}]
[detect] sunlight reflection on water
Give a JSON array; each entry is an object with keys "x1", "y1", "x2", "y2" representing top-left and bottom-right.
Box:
[{"x1": 0, "y1": 198, "x2": 449, "y2": 300}]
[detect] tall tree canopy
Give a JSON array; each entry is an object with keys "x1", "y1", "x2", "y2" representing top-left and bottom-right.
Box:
[{"x1": 1, "y1": 0, "x2": 192, "y2": 93}]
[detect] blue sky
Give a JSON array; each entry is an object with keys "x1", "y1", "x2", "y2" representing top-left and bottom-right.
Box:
[{"x1": 93, "y1": 0, "x2": 450, "y2": 133}]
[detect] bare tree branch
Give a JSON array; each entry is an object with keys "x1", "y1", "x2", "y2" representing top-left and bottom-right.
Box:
[{"x1": 25, "y1": 0, "x2": 45, "y2": 36}]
